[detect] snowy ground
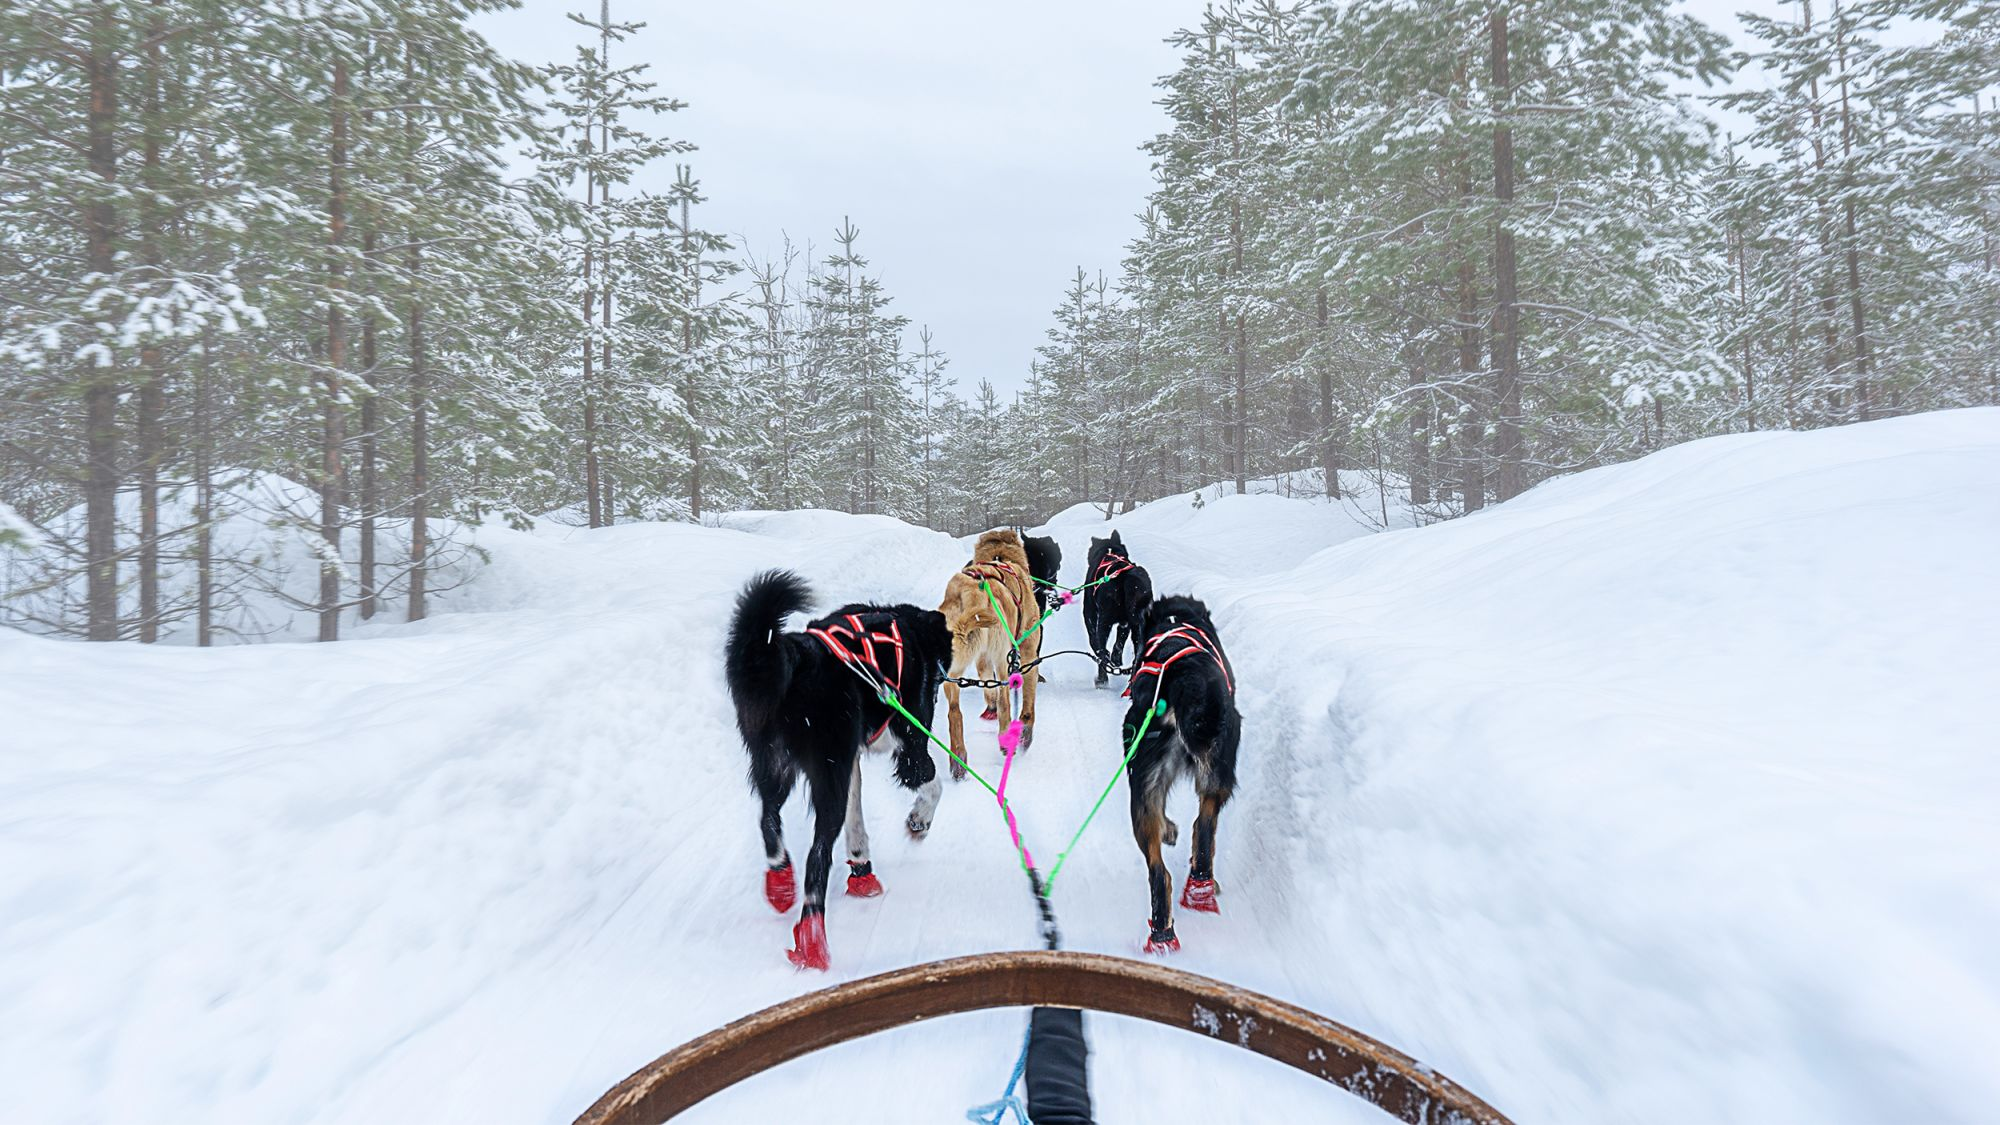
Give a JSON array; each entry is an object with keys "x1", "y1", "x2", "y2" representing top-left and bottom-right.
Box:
[{"x1": 5, "y1": 411, "x2": 1998, "y2": 1124}]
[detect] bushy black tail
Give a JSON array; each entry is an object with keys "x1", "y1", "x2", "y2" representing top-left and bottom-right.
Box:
[{"x1": 726, "y1": 570, "x2": 812, "y2": 735}]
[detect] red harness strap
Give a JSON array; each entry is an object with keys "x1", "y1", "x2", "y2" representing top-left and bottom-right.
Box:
[
  {"x1": 963, "y1": 559, "x2": 1019, "y2": 583},
  {"x1": 806, "y1": 613, "x2": 906, "y2": 743},
  {"x1": 1123, "y1": 623, "x2": 1232, "y2": 699},
  {"x1": 1093, "y1": 553, "x2": 1135, "y2": 582}
]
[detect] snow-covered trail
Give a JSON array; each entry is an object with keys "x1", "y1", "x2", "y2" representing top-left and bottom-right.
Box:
[
  {"x1": 1, "y1": 503, "x2": 1387, "y2": 1125},
  {"x1": 7, "y1": 411, "x2": 1999, "y2": 1125}
]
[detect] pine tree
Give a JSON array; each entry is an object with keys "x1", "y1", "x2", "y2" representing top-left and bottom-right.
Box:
[{"x1": 539, "y1": 1, "x2": 690, "y2": 527}]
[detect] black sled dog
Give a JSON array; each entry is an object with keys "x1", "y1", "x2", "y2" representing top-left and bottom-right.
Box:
[
  {"x1": 1023, "y1": 534, "x2": 1064, "y2": 617},
  {"x1": 1120, "y1": 594, "x2": 1240, "y2": 954},
  {"x1": 725, "y1": 570, "x2": 952, "y2": 970},
  {"x1": 1083, "y1": 530, "x2": 1154, "y2": 687}
]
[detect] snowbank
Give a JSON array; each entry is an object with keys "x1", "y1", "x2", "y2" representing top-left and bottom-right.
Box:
[
  {"x1": 1043, "y1": 468, "x2": 1417, "y2": 578},
  {"x1": 1163, "y1": 408, "x2": 2000, "y2": 1123},
  {"x1": 3, "y1": 410, "x2": 1995, "y2": 1124}
]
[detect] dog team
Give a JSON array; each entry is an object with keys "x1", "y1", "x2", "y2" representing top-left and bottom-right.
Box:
[{"x1": 724, "y1": 527, "x2": 1241, "y2": 970}]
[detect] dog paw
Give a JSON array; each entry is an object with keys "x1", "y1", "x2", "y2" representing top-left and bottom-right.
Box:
[
  {"x1": 764, "y1": 862, "x2": 797, "y2": 913},
  {"x1": 906, "y1": 810, "x2": 932, "y2": 837},
  {"x1": 787, "y1": 914, "x2": 831, "y2": 971},
  {"x1": 1162, "y1": 817, "x2": 1179, "y2": 847},
  {"x1": 1180, "y1": 877, "x2": 1220, "y2": 914}
]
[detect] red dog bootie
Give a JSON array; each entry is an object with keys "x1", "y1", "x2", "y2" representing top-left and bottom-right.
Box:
[
  {"x1": 764, "y1": 861, "x2": 797, "y2": 913},
  {"x1": 1143, "y1": 924, "x2": 1181, "y2": 955},
  {"x1": 980, "y1": 706, "x2": 998, "y2": 721},
  {"x1": 846, "y1": 861, "x2": 884, "y2": 898},
  {"x1": 787, "y1": 912, "x2": 830, "y2": 970},
  {"x1": 1180, "y1": 877, "x2": 1220, "y2": 914}
]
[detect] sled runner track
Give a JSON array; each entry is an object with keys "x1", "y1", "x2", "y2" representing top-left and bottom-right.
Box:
[{"x1": 572, "y1": 951, "x2": 1515, "y2": 1125}]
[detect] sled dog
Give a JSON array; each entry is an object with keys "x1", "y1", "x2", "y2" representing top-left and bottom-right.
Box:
[{"x1": 725, "y1": 570, "x2": 951, "y2": 970}]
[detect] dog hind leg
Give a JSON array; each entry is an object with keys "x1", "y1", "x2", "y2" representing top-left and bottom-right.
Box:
[
  {"x1": 1181, "y1": 785, "x2": 1230, "y2": 914},
  {"x1": 787, "y1": 754, "x2": 852, "y2": 971},
  {"x1": 1088, "y1": 605, "x2": 1113, "y2": 687},
  {"x1": 844, "y1": 757, "x2": 884, "y2": 897},
  {"x1": 1130, "y1": 767, "x2": 1178, "y2": 953},
  {"x1": 894, "y1": 725, "x2": 942, "y2": 836},
  {"x1": 750, "y1": 740, "x2": 797, "y2": 913}
]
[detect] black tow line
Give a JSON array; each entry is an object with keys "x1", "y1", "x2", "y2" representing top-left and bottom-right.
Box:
[{"x1": 948, "y1": 649, "x2": 1128, "y2": 690}]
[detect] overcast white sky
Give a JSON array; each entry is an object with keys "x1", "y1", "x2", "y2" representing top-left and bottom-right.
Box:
[{"x1": 477, "y1": 1, "x2": 1789, "y2": 396}]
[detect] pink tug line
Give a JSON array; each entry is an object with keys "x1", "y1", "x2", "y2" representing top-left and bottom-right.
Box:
[{"x1": 995, "y1": 675, "x2": 1035, "y2": 869}]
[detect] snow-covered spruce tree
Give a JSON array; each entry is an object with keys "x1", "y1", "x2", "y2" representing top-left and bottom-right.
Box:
[
  {"x1": 607, "y1": 167, "x2": 745, "y2": 521},
  {"x1": 909, "y1": 325, "x2": 960, "y2": 530},
  {"x1": 805, "y1": 220, "x2": 919, "y2": 517},
  {"x1": 227, "y1": 0, "x2": 552, "y2": 641},
  {"x1": 537, "y1": 1, "x2": 690, "y2": 528},
  {"x1": 738, "y1": 241, "x2": 814, "y2": 509},
  {"x1": 0, "y1": 0, "x2": 269, "y2": 640},
  {"x1": 1312, "y1": 0, "x2": 1727, "y2": 500},
  {"x1": 947, "y1": 378, "x2": 1014, "y2": 531},
  {"x1": 1013, "y1": 0, "x2": 1735, "y2": 524},
  {"x1": 1722, "y1": 0, "x2": 2000, "y2": 424}
]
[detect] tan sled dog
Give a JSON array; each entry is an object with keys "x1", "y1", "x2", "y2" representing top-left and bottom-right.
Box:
[{"x1": 938, "y1": 530, "x2": 1043, "y2": 778}]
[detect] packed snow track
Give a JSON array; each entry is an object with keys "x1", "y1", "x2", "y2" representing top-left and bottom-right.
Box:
[{"x1": 5, "y1": 411, "x2": 1998, "y2": 1124}]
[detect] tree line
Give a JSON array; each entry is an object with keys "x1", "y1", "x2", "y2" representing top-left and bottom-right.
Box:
[
  {"x1": 0, "y1": 1, "x2": 956, "y2": 642},
  {"x1": 4, "y1": 0, "x2": 1995, "y2": 644},
  {"x1": 998, "y1": 0, "x2": 1998, "y2": 521}
]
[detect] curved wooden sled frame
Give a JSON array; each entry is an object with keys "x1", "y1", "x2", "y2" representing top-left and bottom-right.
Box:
[{"x1": 574, "y1": 950, "x2": 1513, "y2": 1125}]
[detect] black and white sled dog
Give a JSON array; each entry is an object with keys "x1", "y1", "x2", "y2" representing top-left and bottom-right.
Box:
[
  {"x1": 724, "y1": 570, "x2": 951, "y2": 971},
  {"x1": 1083, "y1": 529, "x2": 1154, "y2": 688},
  {"x1": 1023, "y1": 534, "x2": 1064, "y2": 617},
  {"x1": 1121, "y1": 594, "x2": 1240, "y2": 954}
]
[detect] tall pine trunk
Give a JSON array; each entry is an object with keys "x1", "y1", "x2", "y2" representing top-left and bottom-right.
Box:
[
  {"x1": 404, "y1": 49, "x2": 429, "y2": 622},
  {"x1": 1489, "y1": 8, "x2": 1525, "y2": 502},
  {"x1": 683, "y1": 186, "x2": 702, "y2": 519},
  {"x1": 1834, "y1": 6, "x2": 1875, "y2": 418},
  {"x1": 320, "y1": 58, "x2": 349, "y2": 642},
  {"x1": 137, "y1": 11, "x2": 165, "y2": 642},
  {"x1": 196, "y1": 322, "x2": 213, "y2": 645},
  {"x1": 596, "y1": 3, "x2": 618, "y2": 525},
  {"x1": 1802, "y1": 1, "x2": 1846, "y2": 407},
  {"x1": 1408, "y1": 334, "x2": 1431, "y2": 506},
  {"x1": 83, "y1": 3, "x2": 121, "y2": 641},
  {"x1": 359, "y1": 223, "x2": 379, "y2": 620},
  {"x1": 600, "y1": 141, "x2": 616, "y2": 523},
  {"x1": 1318, "y1": 288, "x2": 1341, "y2": 499},
  {"x1": 582, "y1": 251, "x2": 601, "y2": 526},
  {"x1": 1229, "y1": 45, "x2": 1248, "y2": 496},
  {"x1": 407, "y1": 258, "x2": 428, "y2": 623},
  {"x1": 1733, "y1": 150, "x2": 1757, "y2": 430},
  {"x1": 1458, "y1": 253, "x2": 1486, "y2": 512},
  {"x1": 581, "y1": 146, "x2": 601, "y2": 527}
]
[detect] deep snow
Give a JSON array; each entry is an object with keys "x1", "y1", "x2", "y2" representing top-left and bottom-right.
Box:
[{"x1": 4, "y1": 410, "x2": 1998, "y2": 1123}]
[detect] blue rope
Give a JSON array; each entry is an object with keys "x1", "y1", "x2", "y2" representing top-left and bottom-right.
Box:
[{"x1": 965, "y1": 1023, "x2": 1034, "y2": 1125}]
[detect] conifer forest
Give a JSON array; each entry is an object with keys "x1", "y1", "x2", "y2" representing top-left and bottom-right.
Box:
[{"x1": 3, "y1": 0, "x2": 1996, "y2": 642}]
